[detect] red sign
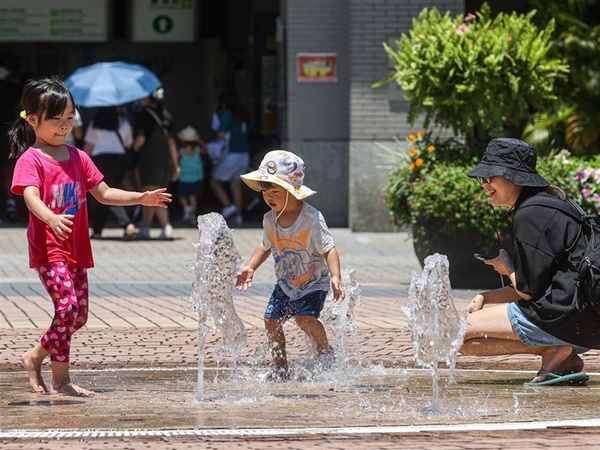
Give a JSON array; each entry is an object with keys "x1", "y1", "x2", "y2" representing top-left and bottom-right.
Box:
[{"x1": 297, "y1": 53, "x2": 338, "y2": 83}]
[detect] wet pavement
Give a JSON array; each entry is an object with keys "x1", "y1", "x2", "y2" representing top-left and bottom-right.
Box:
[{"x1": 1, "y1": 224, "x2": 600, "y2": 449}]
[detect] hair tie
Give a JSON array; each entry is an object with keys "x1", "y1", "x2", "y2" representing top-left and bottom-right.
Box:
[{"x1": 19, "y1": 110, "x2": 27, "y2": 120}]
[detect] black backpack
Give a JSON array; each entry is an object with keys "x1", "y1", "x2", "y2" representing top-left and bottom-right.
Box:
[{"x1": 522, "y1": 195, "x2": 600, "y2": 316}]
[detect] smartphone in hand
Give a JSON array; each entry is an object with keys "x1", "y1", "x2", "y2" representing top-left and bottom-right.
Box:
[{"x1": 473, "y1": 253, "x2": 492, "y2": 261}]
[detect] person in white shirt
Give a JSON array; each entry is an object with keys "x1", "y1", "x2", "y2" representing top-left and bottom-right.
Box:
[{"x1": 83, "y1": 106, "x2": 137, "y2": 239}]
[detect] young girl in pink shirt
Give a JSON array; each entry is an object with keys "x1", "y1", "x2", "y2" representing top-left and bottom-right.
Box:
[{"x1": 8, "y1": 77, "x2": 172, "y2": 397}]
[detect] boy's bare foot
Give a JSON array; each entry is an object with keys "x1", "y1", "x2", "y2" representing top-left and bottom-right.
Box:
[
  {"x1": 50, "y1": 382, "x2": 95, "y2": 397},
  {"x1": 21, "y1": 349, "x2": 47, "y2": 393}
]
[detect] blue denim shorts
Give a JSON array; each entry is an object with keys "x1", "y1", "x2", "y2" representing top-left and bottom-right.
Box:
[
  {"x1": 264, "y1": 284, "x2": 327, "y2": 320},
  {"x1": 507, "y1": 302, "x2": 590, "y2": 355}
]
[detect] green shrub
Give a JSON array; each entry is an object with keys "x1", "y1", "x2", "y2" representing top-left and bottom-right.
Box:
[
  {"x1": 375, "y1": 3, "x2": 568, "y2": 146},
  {"x1": 382, "y1": 133, "x2": 600, "y2": 251}
]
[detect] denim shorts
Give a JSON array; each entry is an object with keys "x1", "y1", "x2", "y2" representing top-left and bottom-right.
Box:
[
  {"x1": 507, "y1": 302, "x2": 590, "y2": 355},
  {"x1": 264, "y1": 284, "x2": 327, "y2": 320}
]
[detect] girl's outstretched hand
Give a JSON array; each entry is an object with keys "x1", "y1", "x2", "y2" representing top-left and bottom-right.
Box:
[{"x1": 140, "y1": 188, "x2": 172, "y2": 208}]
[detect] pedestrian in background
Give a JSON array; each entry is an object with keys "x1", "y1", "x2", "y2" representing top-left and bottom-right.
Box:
[
  {"x1": 133, "y1": 88, "x2": 179, "y2": 240},
  {"x1": 0, "y1": 64, "x2": 23, "y2": 222},
  {"x1": 209, "y1": 93, "x2": 249, "y2": 227},
  {"x1": 8, "y1": 77, "x2": 171, "y2": 396},
  {"x1": 83, "y1": 106, "x2": 138, "y2": 239},
  {"x1": 176, "y1": 125, "x2": 206, "y2": 224}
]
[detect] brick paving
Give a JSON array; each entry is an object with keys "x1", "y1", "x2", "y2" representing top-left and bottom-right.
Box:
[{"x1": 1, "y1": 224, "x2": 600, "y2": 449}]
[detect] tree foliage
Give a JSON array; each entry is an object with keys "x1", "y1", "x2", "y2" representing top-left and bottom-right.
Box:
[
  {"x1": 523, "y1": 0, "x2": 600, "y2": 155},
  {"x1": 375, "y1": 3, "x2": 568, "y2": 149}
]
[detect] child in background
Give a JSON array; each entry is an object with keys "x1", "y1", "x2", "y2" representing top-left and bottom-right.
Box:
[
  {"x1": 8, "y1": 77, "x2": 171, "y2": 396},
  {"x1": 176, "y1": 125, "x2": 206, "y2": 224},
  {"x1": 235, "y1": 150, "x2": 345, "y2": 381}
]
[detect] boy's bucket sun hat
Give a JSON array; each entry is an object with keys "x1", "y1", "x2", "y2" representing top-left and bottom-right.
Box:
[
  {"x1": 241, "y1": 150, "x2": 316, "y2": 200},
  {"x1": 467, "y1": 138, "x2": 550, "y2": 187},
  {"x1": 177, "y1": 125, "x2": 200, "y2": 142}
]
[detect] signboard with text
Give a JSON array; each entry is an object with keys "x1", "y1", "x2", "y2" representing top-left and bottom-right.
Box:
[
  {"x1": 296, "y1": 53, "x2": 338, "y2": 83},
  {"x1": 132, "y1": 0, "x2": 196, "y2": 42},
  {"x1": 0, "y1": 0, "x2": 108, "y2": 42}
]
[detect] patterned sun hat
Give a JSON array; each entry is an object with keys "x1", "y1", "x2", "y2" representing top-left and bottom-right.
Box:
[{"x1": 241, "y1": 150, "x2": 316, "y2": 199}]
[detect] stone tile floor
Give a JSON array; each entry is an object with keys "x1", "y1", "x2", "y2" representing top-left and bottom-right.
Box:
[{"x1": 1, "y1": 225, "x2": 599, "y2": 449}]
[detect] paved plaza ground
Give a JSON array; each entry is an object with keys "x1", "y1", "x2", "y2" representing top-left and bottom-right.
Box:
[{"x1": 1, "y1": 223, "x2": 599, "y2": 449}]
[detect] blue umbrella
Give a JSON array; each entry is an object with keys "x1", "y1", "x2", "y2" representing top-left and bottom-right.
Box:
[{"x1": 65, "y1": 61, "x2": 162, "y2": 107}]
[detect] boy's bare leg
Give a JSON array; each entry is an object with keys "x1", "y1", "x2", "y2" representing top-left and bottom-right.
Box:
[
  {"x1": 21, "y1": 344, "x2": 49, "y2": 393},
  {"x1": 50, "y1": 361, "x2": 95, "y2": 397},
  {"x1": 265, "y1": 318, "x2": 288, "y2": 370},
  {"x1": 295, "y1": 315, "x2": 330, "y2": 354}
]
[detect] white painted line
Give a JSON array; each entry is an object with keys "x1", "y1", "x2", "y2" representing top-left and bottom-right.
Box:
[
  {"x1": 2, "y1": 419, "x2": 600, "y2": 440},
  {"x1": 66, "y1": 366, "x2": 600, "y2": 377}
]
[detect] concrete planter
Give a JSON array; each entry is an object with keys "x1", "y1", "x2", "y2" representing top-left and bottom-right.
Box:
[{"x1": 412, "y1": 220, "x2": 507, "y2": 290}]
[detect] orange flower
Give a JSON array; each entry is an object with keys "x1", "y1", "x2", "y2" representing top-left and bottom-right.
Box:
[
  {"x1": 410, "y1": 147, "x2": 418, "y2": 157},
  {"x1": 416, "y1": 130, "x2": 425, "y2": 138},
  {"x1": 427, "y1": 145, "x2": 436, "y2": 153},
  {"x1": 409, "y1": 163, "x2": 416, "y2": 171},
  {"x1": 415, "y1": 158, "x2": 424, "y2": 167},
  {"x1": 408, "y1": 134, "x2": 416, "y2": 143}
]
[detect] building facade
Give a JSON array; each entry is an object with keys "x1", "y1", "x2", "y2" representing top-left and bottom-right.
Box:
[{"x1": 1, "y1": 0, "x2": 469, "y2": 230}]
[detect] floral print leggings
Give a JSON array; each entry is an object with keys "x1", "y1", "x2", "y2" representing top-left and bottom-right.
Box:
[{"x1": 35, "y1": 262, "x2": 89, "y2": 362}]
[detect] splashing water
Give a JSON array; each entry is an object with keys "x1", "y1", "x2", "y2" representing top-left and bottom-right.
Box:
[
  {"x1": 188, "y1": 213, "x2": 247, "y2": 401},
  {"x1": 321, "y1": 267, "x2": 362, "y2": 368},
  {"x1": 402, "y1": 253, "x2": 467, "y2": 412}
]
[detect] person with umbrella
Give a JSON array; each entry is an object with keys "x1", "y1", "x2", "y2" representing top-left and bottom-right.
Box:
[
  {"x1": 66, "y1": 62, "x2": 177, "y2": 240},
  {"x1": 65, "y1": 61, "x2": 162, "y2": 109}
]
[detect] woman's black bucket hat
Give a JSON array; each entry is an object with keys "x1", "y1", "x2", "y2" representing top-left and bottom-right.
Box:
[{"x1": 467, "y1": 138, "x2": 550, "y2": 187}]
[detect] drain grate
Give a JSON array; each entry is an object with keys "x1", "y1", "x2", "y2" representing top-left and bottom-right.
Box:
[{"x1": 2, "y1": 419, "x2": 600, "y2": 440}]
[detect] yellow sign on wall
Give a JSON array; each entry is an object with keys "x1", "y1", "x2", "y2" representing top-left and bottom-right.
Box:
[{"x1": 296, "y1": 53, "x2": 338, "y2": 83}]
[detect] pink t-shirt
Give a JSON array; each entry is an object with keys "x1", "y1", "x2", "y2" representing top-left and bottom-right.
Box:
[{"x1": 11, "y1": 145, "x2": 104, "y2": 269}]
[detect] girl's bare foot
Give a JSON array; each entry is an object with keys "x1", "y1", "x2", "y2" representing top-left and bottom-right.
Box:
[
  {"x1": 50, "y1": 382, "x2": 95, "y2": 397},
  {"x1": 21, "y1": 349, "x2": 47, "y2": 393}
]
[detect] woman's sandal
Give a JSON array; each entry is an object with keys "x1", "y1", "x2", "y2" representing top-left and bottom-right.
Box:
[{"x1": 524, "y1": 369, "x2": 589, "y2": 386}]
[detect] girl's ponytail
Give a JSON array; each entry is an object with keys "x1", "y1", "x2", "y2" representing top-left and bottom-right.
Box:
[{"x1": 7, "y1": 114, "x2": 30, "y2": 159}]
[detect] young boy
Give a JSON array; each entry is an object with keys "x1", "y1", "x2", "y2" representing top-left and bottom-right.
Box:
[{"x1": 235, "y1": 150, "x2": 345, "y2": 381}]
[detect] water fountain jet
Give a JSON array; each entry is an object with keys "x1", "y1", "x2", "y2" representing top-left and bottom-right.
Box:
[
  {"x1": 402, "y1": 253, "x2": 467, "y2": 412},
  {"x1": 322, "y1": 267, "x2": 361, "y2": 369},
  {"x1": 189, "y1": 213, "x2": 247, "y2": 401}
]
